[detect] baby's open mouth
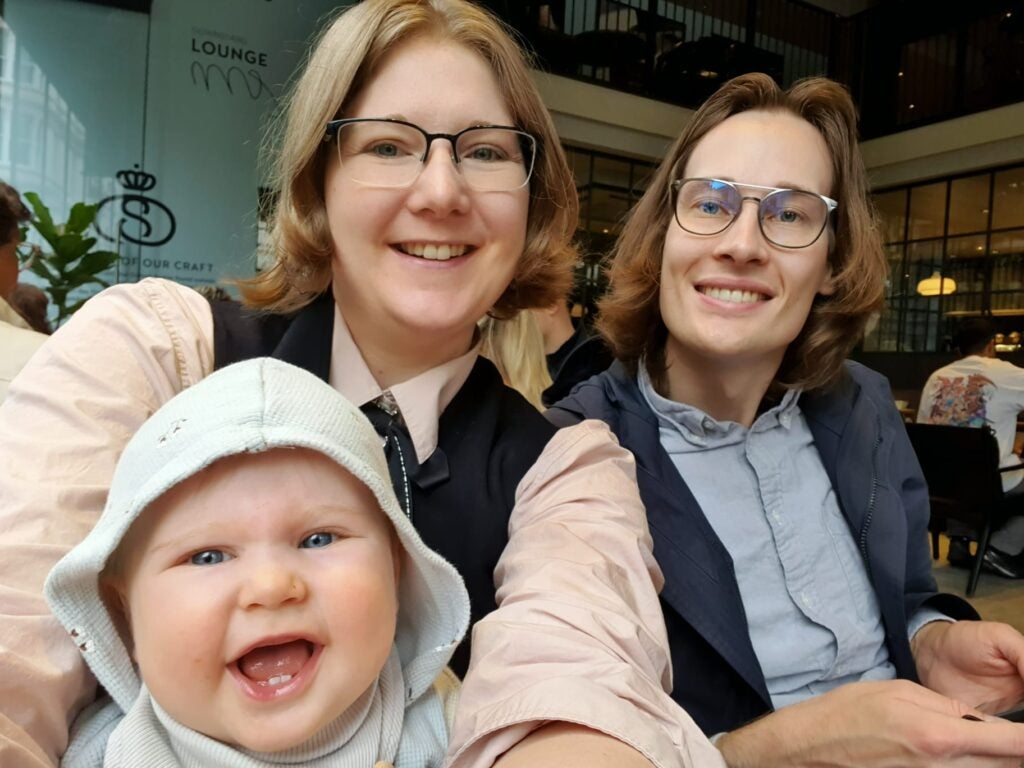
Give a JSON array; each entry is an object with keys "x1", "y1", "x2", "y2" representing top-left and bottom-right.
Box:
[{"x1": 234, "y1": 639, "x2": 317, "y2": 689}]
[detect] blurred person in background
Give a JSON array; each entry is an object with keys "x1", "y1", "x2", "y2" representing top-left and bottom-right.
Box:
[
  {"x1": 479, "y1": 311, "x2": 552, "y2": 410},
  {"x1": 0, "y1": 181, "x2": 47, "y2": 403},
  {"x1": 10, "y1": 283, "x2": 52, "y2": 335},
  {"x1": 918, "y1": 316, "x2": 1024, "y2": 578},
  {"x1": 533, "y1": 297, "x2": 612, "y2": 406}
]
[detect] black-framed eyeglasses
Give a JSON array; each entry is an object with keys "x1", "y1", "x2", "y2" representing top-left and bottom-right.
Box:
[
  {"x1": 670, "y1": 177, "x2": 838, "y2": 249},
  {"x1": 324, "y1": 117, "x2": 538, "y2": 193}
]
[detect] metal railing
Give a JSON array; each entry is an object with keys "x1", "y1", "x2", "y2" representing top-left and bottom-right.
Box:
[{"x1": 493, "y1": 0, "x2": 1024, "y2": 139}]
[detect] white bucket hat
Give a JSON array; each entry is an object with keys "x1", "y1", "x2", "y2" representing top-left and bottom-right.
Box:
[{"x1": 45, "y1": 357, "x2": 470, "y2": 715}]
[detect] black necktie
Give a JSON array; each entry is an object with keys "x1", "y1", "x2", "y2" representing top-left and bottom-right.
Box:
[{"x1": 362, "y1": 400, "x2": 418, "y2": 520}]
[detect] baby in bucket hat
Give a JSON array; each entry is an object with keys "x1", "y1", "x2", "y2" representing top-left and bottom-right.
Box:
[{"x1": 45, "y1": 358, "x2": 469, "y2": 768}]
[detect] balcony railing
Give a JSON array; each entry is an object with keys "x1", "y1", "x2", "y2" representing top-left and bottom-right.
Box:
[{"x1": 489, "y1": 0, "x2": 1024, "y2": 139}]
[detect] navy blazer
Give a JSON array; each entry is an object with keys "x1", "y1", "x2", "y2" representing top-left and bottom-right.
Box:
[{"x1": 550, "y1": 361, "x2": 977, "y2": 735}]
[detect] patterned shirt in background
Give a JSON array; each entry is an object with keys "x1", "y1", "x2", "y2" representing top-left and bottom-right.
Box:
[{"x1": 918, "y1": 354, "x2": 1024, "y2": 491}]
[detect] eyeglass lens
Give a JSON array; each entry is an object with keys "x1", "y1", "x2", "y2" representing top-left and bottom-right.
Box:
[
  {"x1": 335, "y1": 120, "x2": 534, "y2": 192},
  {"x1": 674, "y1": 179, "x2": 829, "y2": 248}
]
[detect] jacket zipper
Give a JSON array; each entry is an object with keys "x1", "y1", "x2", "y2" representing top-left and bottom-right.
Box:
[{"x1": 858, "y1": 413, "x2": 883, "y2": 579}]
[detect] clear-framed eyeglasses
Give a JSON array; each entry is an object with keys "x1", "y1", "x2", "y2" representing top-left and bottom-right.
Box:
[
  {"x1": 324, "y1": 117, "x2": 538, "y2": 193},
  {"x1": 670, "y1": 177, "x2": 838, "y2": 249}
]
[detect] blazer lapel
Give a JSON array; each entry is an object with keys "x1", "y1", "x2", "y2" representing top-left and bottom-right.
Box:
[
  {"x1": 271, "y1": 292, "x2": 335, "y2": 382},
  {"x1": 612, "y1": 381, "x2": 771, "y2": 704},
  {"x1": 805, "y1": 374, "x2": 907, "y2": 633}
]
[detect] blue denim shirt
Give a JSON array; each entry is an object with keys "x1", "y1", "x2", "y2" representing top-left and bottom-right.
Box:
[{"x1": 638, "y1": 368, "x2": 945, "y2": 710}]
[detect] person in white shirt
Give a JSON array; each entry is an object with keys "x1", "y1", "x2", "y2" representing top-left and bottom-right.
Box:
[{"x1": 918, "y1": 317, "x2": 1024, "y2": 577}]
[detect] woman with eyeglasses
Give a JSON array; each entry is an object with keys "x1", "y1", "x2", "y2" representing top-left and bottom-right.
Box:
[
  {"x1": 551, "y1": 74, "x2": 1024, "y2": 766},
  {"x1": 0, "y1": 2, "x2": 724, "y2": 767}
]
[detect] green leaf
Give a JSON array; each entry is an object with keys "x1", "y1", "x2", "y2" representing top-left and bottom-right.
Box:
[
  {"x1": 29, "y1": 259, "x2": 57, "y2": 283},
  {"x1": 24, "y1": 192, "x2": 59, "y2": 246},
  {"x1": 49, "y1": 234, "x2": 97, "y2": 267},
  {"x1": 73, "y1": 250, "x2": 119, "y2": 275},
  {"x1": 65, "y1": 203, "x2": 97, "y2": 235}
]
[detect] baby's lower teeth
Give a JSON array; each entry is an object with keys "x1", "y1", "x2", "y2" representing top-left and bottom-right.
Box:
[{"x1": 266, "y1": 674, "x2": 293, "y2": 687}]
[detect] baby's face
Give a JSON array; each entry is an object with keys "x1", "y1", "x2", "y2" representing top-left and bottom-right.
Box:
[{"x1": 114, "y1": 448, "x2": 399, "y2": 752}]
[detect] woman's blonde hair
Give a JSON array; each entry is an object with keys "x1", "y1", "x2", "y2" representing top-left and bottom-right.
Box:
[
  {"x1": 239, "y1": 0, "x2": 577, "y2": 317},
  {"x1": 479, "y1": 311, "x2": 552, "y2": 410},
  {"x1": 597, "y1": 73, "x2": 886, "y2": 393}
]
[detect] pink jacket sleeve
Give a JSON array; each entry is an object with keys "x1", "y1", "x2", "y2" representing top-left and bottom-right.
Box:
[
  {"x1": 446, "y1": 420, "x2": 726, "y2": 768},
  {"x1": 0, "y1": 279, "x2": 213, "y2": 767}
]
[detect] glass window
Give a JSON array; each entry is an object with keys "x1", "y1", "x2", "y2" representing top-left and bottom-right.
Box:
[
  {"x1": 990, "y1": 228, "x2": 1024, "y2": 257},
  {"x1": 946, "y1": 233, "x2": 987, "y2": 260},
  {"x1": 907, "y1": 182, "x2": 947, "y2": 240},
  {"x1": 947, "y1": 173, "x2": 991, "y2": 235},
  {"x1": 990, "y1": 229, "x2": 1024, "y2": 313},
  {"x1": 587, "y1": 186, "x2": 632, "y2": 236},
  {"x1": 568, "y1": 149, "x2": 593, "y2": 187},
  {"x1": 593, "y1": 155, "x2": 632, "y2": 188},
  {"x1": 992, "y1": 167, "x2": 1024, "y2": 231},
  {"x1": 873, "y1": 188, "x2": 907, "y2": 243}
]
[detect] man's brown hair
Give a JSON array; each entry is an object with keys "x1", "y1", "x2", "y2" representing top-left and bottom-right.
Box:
[
  {"x1": 0, "y1": 182, "x2": 30, "y2": 246},
  {"x1": 597, "y1": 74, "x2": 886, "y2": 393}
]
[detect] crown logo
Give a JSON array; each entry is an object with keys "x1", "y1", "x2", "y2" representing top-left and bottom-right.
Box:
[{"x1": 116, "y1": 164, "x2": 157, "y2": 192}]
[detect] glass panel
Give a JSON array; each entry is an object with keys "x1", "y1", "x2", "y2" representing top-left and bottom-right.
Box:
[
  {"x1": 569, "y1": 149, "x2": 593, "y2": 186},
  {"x1": 990, "y1": 228, "x2": 1024, "y2": 257},
  {"x1": 873, "y1": 188, "x2": 907, "y2": 243},
  {"x1": 2, "y1": 0, "x2": 352, "y2": 319},
  {"x1": 946, "y1": 233, "x2": 987, "y2": 260},
  {"x1": 992, "y1": 167, "x2": 1024, "y2": 231},
  {"x1": 904, "y1": 239, "x2": 945, "y2": 351},
  {"x1": 631, "y1": 164, "x2": 656, "y2": 199},
  {"x1": 989, "y1": 229, "x2": 1024, "y2": 314},
  {"x1": 863, "y1": 243, "x2": 904, "y2": 351},
  {"x1": 586, "y1": 186, "x2": 632, "y2": 236},
  {"x1": 947, "y1": 173, "x2": 991, "y2": 235},
  {"x1": 907, "y1": 182, "x2": 947, "y2": 241},
  {"x1": 593, "y1": 155, "x2": 632, "y2": 188},
  {"x1": 944, "y1": 234, "x2": 987, "y2": 316}
]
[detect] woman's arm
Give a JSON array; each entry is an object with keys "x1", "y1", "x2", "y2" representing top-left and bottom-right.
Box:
[
  {"x1": 493, "y1": 722, "x2": 663, "y2": 768},
  {"x1": 0, "y1": 279, "x2": 213, "y2": 767},
  {"x1": 446, "y1": 419, "x2": 724, "y2": 768}
]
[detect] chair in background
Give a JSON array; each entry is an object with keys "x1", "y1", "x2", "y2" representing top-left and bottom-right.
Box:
[{"x1": 905, "y1": 422, "x2": 1023, "y2": 595}]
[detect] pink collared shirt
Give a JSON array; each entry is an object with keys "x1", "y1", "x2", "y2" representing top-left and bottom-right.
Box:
[{"x1": 0, "y1": 279, "x2": 723, "y2": 768}]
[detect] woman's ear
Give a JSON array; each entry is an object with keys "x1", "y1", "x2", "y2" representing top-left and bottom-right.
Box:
[{"x1": 818, "y1": 267, "x2": 837, "y2": 297}]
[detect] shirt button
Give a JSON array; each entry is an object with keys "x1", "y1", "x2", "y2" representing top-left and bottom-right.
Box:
[{"x1": 702, "y1": 417, "x2": 715, "y2": 431}]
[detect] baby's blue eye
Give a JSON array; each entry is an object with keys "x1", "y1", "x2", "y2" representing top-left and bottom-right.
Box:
[
  {"x1": 300, "y1": 532, "x2": 336, "y2": 549},
  {"x1": 190, "y1": 549, "x2": 226, "y2": 566}
]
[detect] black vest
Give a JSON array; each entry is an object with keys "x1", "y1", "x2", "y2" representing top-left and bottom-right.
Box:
[{"x1": 209, "y1": 294, "x2": 557, "y2": 675}]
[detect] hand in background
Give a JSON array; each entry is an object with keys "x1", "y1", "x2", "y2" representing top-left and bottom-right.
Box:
[
  {"x1": 716, "y1": 679, "x2": 1024, "y2": 767},
  {"x1": 913, "y1": 620, "x2": 1024, "y2": 714}
]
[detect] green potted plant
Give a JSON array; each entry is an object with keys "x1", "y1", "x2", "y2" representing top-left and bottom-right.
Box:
[{"x1": 17, "y1": 193, "x2": 120, "y2": 327}]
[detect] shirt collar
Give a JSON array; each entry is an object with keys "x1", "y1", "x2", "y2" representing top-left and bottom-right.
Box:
[
  {"x1": 638, "y1": 361, "x2": 802, "y2": 446},
  {"x1": 327, "y1": 304, "x2": 478, "y2": 464}
]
